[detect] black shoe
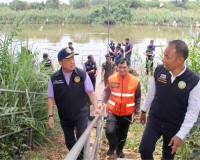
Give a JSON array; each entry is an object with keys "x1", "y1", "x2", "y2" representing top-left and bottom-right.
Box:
[
  {"x1": 116, "y1": 149, "x2": 125, "y2": 158},
  {"x1": 107, "y1": 148, "x2": 115, "y2": 156}
]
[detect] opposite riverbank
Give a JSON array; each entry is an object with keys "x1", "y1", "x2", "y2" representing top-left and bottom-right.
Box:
[{"x1": 0, "y1": 2, "x2": 200, "y2": 27}]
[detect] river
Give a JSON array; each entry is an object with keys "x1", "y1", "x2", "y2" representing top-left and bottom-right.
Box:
[{"x1": 1, "y1": 24, "x2": 190, "y2": 67}]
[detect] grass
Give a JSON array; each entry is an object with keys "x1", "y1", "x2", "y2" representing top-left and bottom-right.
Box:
[
  {"x1": 0, "y1": 6, "x2": 200, "y2": 26},
  {"x1": 0, "y1": 16, "x2": 57, "y2": 159}
]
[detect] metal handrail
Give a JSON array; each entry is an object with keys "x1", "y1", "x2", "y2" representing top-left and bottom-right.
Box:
[
  {"x1": 0, "y1": 127, "x2": 31, "y2": 139},
  {"x1": 90, "y1": 106, "x2": 106, "y2": 160},
  {"x1": 0, "y1": 88, "x2": 42, "y2": 148},
  {"x1": 64, "y1": 115, "x2": 100, "y2": 160},
  {"x1": 0, "y1": 111, "x2": 28, "y2": 117},
  {"x1": 64, "y1": 106, "x2": 106, "y2": 160},
  {"x1": 0, "y1": 88, "x2": 45, "y2": 95}
]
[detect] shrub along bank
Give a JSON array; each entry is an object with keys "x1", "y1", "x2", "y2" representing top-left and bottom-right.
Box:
[
  {"x1": 0, "y1": 2, "x2": 200, "y2": 26},
  {"x1": 0, "y1": 17, "x2": 55, "y2": 159}
]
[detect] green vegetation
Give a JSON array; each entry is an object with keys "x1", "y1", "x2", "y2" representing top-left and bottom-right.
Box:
[
  {"x1": 0, "y1": 17, "x2": 57, "y2": 159},
  {"x1": 0, "y1": 0, "x2": 200, "y2": 26},
  {"x1": 185, "y1": 34, "x2": 200, "y2": 159}
]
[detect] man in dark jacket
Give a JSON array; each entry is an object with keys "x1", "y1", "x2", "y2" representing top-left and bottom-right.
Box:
[
  {"x1": 139, "y1": 40, "x2": 200, "y2": 160},
  {"x1": 109, "y1": 40, "x2": 115, "y2": 61},
  {"x1": 47, "y1": 48, "x2": 101, "y2": 159},
  {"x1": 83, "y1": 55, "x2": 98, "y2": 90}
]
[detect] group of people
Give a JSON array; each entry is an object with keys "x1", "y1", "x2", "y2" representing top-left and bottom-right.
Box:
[
  {"x1": 47, "y1": 39, "x2": 200, "y2": 160},
  {"x1": 109, "y1": 38, "x2": 133, "y2": 66},
  {"x1": 109, "y1": 38, "x2": 164, "y2": 76}
]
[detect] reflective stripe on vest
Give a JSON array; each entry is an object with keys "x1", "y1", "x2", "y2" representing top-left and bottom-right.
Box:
[
  {"x1": 111, "y1": 92, "x2": 135, "y2": 97},
  {"x1": 108, "y1": 100, "x2": 115, "y2": 106},
  {"x1": 127, "y1": 103, "x2": 135, "y2": 107},
  {"x1": 107, "y1": 73, "x2": 138, "y2": 116},
  {"x1": 109, "y1": 100, "x2": 135, "y2": 108}
]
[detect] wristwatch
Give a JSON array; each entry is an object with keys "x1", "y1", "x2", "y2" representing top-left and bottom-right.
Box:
[
  {"x1": 141, "y1": 110, "x2": 146, "y2": 114},
  {"x1": 48, "y1": 115, "x2": 53, "y2": 118}
]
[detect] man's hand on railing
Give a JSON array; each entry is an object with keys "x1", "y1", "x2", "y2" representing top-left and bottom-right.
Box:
[
  {"x1": 98, "y1": 101, "x2": 108, "y2": 114},
  {"x1": 98, "y1": 101, "x2": 103, "y2": 110},
  {"x1": 94, "y1": 108, "x2": 102, "y2": 118},
  {"x1": 48, "y1": 117, "x2": 54, "y2": 130}
]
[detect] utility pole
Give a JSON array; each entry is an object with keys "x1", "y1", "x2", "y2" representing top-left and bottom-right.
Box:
[{"x1": 107, "y1": 0, "x2": 110, "y2": 54}]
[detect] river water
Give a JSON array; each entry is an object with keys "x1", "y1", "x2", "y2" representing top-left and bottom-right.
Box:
[{"x1": 2, "y1": 24, "x2": 190, "y2": 67}]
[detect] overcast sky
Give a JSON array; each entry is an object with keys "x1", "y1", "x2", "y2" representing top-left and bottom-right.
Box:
[{"x1": 0, "y1": 0, "x2": 70, "y2": 4}]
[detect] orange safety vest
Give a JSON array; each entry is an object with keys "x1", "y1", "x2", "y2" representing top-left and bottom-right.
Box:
[{"x1": 107, "y1": 73, "x2": 139, "y2": 116}]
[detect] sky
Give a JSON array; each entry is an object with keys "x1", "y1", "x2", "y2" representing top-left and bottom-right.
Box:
[{"x1": 0, "y1": 0, "x2": 70, "y2": 4}]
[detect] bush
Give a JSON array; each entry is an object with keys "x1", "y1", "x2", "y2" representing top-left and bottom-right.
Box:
[
  {"x1": 28, "y1": 2, "x2": 45, "y2": 10},
  {"x1": 72, "y1": 0, "x2": 91, "y2": 9},
  {"x1": 129, "y1": 0, "x2": 144, "y2": 9},
  {"x1": 91, "y1": 0, "x2": 107, "y2": 6},
  {"x1": 89, "y1": 2, "x2": 132, "y2": 24},
  {"x1": 185, "y1": 2, "x2": 200, "y2": 10},
  {"x1": 0, "y1": 16, "x2": 49, "y2": 159},
  {"x1": 146, "y1": 1, "x2": 160, "y2": 8},
  {"x1": 9, "y1": 0, "x2": 28, "y2": 11},
  {"x1": 46, "y1": 0, "x2": 59, "y2": 9}
]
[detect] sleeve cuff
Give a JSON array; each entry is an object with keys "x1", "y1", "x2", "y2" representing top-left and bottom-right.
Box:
[
  {"x1": 48, "y1": 96, "x2": 54, "y2": 98},
  {"x1": 176, "y1": 132, "x2": 187, "y2": 140},
  {"x1": 141, "y1": 106, "x2": 148, "y2": 113}
]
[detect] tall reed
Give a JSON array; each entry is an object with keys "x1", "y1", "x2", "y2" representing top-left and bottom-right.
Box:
[{"x1": 0, "y1": 16, "x2": 52, "y2": 159}]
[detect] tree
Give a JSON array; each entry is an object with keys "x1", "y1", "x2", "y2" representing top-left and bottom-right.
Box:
[
  {"x1": 70, "y1": 0, "x2": 90, "y2": 9},
  {"x1": 46, "y1": 0, "x2": 59, "y2": 8},
  {"x1": 0, "y1": 2, "x2": 8, "y2": 7},
  {"x1": 9, "y1": 0, "x2": 28, "y2": 10},
  {"x1": 28, "y1": 2, "x2": 45, "y2": 10},
  {"x1": 91, "y1": 0, "x2": 107, "y2": 6}
]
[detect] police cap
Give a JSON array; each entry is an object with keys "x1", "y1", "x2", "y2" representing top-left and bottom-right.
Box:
[{"x1": 58, "y1": 47, "x2": 78, "y2": 61}]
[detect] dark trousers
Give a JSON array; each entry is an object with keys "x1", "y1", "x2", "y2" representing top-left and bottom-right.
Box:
[
  {"x1": 87, "y1": 77, "x2": 96, "y2": 120},
  {"x1": 60, "y1": 115, "x2": 88, "y2": 159},
  {"x1": 146, "y1": 56, "x2": 154, "y2": 75},
  {"x1": 109, "y1": 51, "x2": 115, "y2": 61},
  {"x1": 104, "y1": 76, "x2": 109, "y2": 87},
  {"x1": 125, "y1": 54, "x2": 131, "y2": 66},
  {"x1": 90, "y1": 77, "x2": 96, "y2": 91},
  {"x1": 139, "y1": 122, "x2": 175, "y2": 160},
  {"x1": 106, "y1": 112, "x2": 132, "y2": 151}
]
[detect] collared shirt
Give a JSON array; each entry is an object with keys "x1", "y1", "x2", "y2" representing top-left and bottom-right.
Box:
[
  {"x1": 125, "y1": 42, "x2": 133, "y2": 53},
  {"x1": 142, "y1": 65, "x2": 200, "y2": 140},
  {"x1": 102, "y1": 61, "x2": 115, "y2": 77},
  {"x1": 114, "y1": 51, "x2": 123, "y2": 64},
  {"x1": 83, "y1": 62, "x2": 98, "y2": 72},
  {"x1": 109, "y1": 42, "x2": 115, "y2": 52},
  {"x1": 47, "y1": 68, "x2": 94, "y2": 98},
  {"x1": 169, "y1": 65, "x2": 187, "y2": 83},
  {"x1": 146, "y1": 44, "x2": 156, "y2": 52}
]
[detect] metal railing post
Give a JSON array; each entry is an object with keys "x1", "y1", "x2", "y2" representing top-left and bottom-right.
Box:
[
  {"x1": 83, "y1": 132, "x2": 91, "y2": 160},
  {"x1": 64, "y1": 106, "x2": 106, "y2": 160},
  {"x1": 64, "y1": 115, "x2": 100, "y2": 160},
  {"x1": 94, "y1": 120, "x2": 100, "y2": 160},
  {"x1": 95, "y1": 106, "x2": 106, "y2": 160},
  {"x1": 29, "y1": 93, "x2": 36, "y2": 149},
  {"x1": 89, "y1": 106, "x2": 106, "y2": 160}
]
